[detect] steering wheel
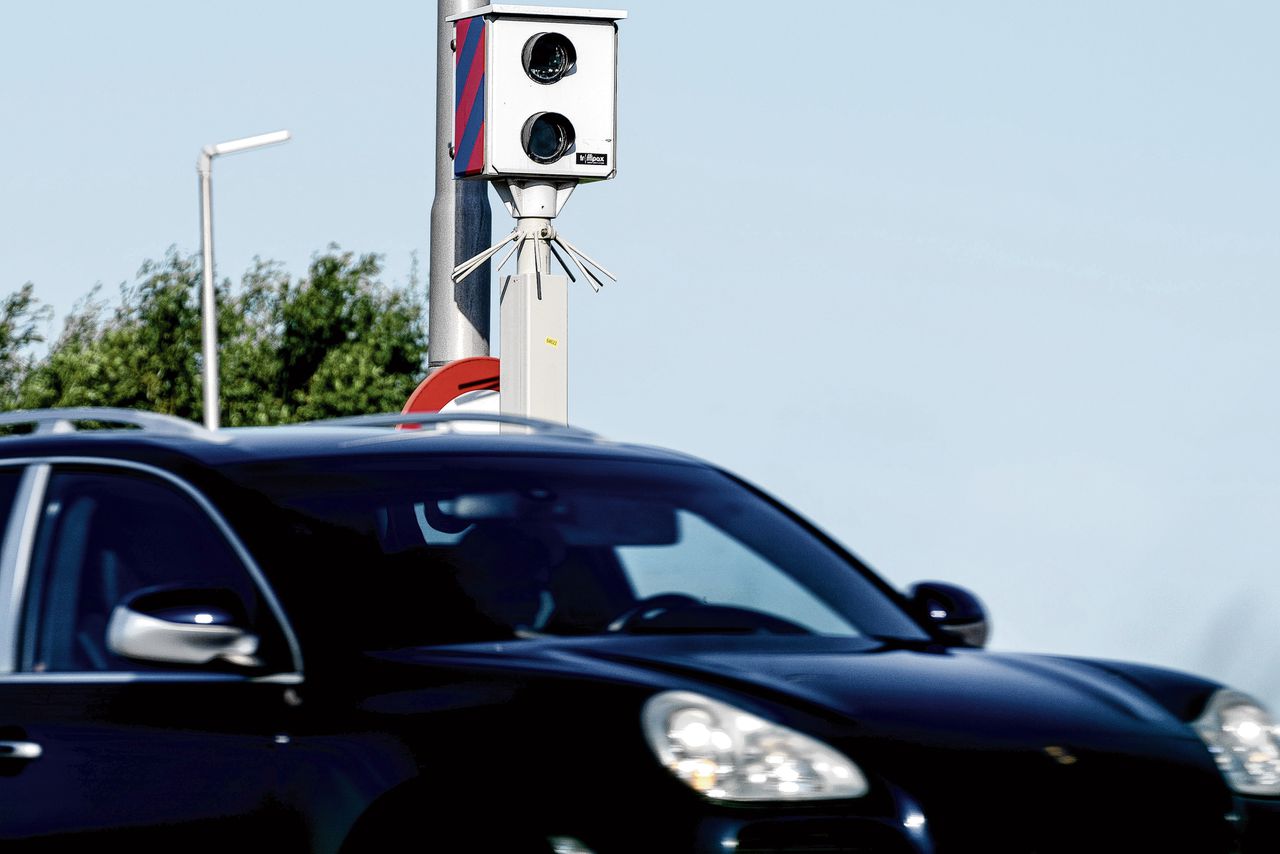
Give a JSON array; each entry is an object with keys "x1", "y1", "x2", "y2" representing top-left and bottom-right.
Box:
[
  {"x1": 607, "y1": 593, "x2": 812, "y2": 635},
  {"x1": 606, "y1": 593, "x2": 702, "y2": 633}
]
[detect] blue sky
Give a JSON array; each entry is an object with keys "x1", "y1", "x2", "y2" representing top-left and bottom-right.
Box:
[{"x1": 2, "y1": 2, "x2": 1278, "y2": 707}]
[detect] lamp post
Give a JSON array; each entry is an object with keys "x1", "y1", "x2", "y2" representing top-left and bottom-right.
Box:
[{"x1": 197, "y1": 129, "x2": 291, "y2": 430}]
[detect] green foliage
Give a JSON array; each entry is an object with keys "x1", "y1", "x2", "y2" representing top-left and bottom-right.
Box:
[
  {"x1": 0, "y1": 283, "x2": 54, "y2": 410},
  {"x1": 10, "y1": 246, "x2": 428, "y2": 425}
]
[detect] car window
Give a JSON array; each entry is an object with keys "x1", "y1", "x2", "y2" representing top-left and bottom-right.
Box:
[
  {"x1": 227, "y1": 456, "x2": 929, "y2": 646},
  {"x1": 0, "y1": 468, "x2": 21, "y2": 541},
  {"x1": 20, "y1": 468, "x2": 278, "y2": 673},
  {"x1": 618, "y1": 510, "x2": 852, "y2": 634}
]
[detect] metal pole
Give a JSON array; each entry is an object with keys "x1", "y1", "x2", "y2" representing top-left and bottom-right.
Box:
[
  {"x1": 515, "y1": 224, "x2": 552, "y2": 276},
  {"x1": 500, "y1": 182, "x2": 567, "y2": 425},
  {"x1": 197, "y1": 152, "x2": 219, "y2": 431},
  {"x1": 195, "y1": 130, "x2": 290, "y2": 431},
  {"x1": 429, "y1": 0, "x2": 492, "y2": 370}
]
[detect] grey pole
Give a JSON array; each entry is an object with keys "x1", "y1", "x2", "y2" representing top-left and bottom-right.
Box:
[
  {"x1": 196, "y1": 130, "x2": 291, "y2": 430},
  {"x1": 197, "y1": 153, "x2": 218, "y2": 430},
  {"x1": 429, "y1": 0, "x2": 492, "y2": 370}
]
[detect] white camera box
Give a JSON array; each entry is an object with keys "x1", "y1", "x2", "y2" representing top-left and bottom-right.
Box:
[{"x1": 450, "y1": 5, "x2": 625, "y2": 182}]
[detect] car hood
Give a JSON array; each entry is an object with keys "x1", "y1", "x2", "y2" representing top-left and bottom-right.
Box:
[
  {"x1": 393, "y1": 635, "x2": 1231, "y2": 849},
  {"x1": 411, "y1": 635, "x2": 1209, "y2": 747}
]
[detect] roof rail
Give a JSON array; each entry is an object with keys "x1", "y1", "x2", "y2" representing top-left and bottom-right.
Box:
[
  {"x1": 300, "y1": 411, "x2": 599, "y2": 439},
  {"x1": 0, "y1": 407, "x2": 212, "y2": 438}
]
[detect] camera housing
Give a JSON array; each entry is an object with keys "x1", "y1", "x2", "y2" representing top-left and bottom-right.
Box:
[{"x1": 451, "y1": 5, "x2": 624, "y2": 182}]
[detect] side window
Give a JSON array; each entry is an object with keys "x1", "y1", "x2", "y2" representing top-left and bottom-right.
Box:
[
  {"x1": 0, "y1": 468, "x2": 22, "y2": 544},
  {"x1": 21, "y1": 468, "x2": 279, "y2": 673}
]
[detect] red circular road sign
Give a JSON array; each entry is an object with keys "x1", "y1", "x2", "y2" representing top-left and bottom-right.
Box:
[{"x1": 401, "y1": 356, "x2": 500, "y2": 413}]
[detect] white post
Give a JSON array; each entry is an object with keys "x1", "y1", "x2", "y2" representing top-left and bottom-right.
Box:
[
  {"x1": 195, "y1": 130, "x2": 291, "y2": 430},
  {"x1": 197, "y1": 153, "x2": 218, "y2": 429},
  {"x1": 499, "y1": 183, "x2": 568, "y2": 425}
]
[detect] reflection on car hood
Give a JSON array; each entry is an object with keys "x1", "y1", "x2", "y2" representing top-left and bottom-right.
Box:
[{"x1": 419, "y1": 635, "x2": 1208, "y2": 746}]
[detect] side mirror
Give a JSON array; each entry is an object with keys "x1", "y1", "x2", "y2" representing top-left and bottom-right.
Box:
[
  {"x1": 106, "y1": 585, "x2": 262, "y2": 668},
  {"x1": 908, "y1": 581, "x2": 990, "y2": 648}
]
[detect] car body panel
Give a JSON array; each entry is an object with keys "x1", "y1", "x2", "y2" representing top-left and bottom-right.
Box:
[{"x1": 0, "y1": 412, "x2": 1272, "y2": 852}]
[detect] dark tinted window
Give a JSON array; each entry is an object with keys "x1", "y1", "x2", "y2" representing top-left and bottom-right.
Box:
[
  {"x1": 21, "y1": 469, "x2": 282, "y2": 673},
  {"x1": 228, "y1": 456, "x2": 928, "y2": 647},
  {"x1": 0, "y1": 467, "x2": 22, "y2": 544}
]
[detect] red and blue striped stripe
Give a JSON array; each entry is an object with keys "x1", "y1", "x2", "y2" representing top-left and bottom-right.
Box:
[{"x1": 454, "y1": 17, "x2": 486, "y2": 177}]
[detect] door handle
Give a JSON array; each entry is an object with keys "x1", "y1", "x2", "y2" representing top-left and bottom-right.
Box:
[{"x1": 0, "y1": 741, "x2": 42, "y2": 760}]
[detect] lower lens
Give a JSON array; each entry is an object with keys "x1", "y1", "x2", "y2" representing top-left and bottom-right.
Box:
[{"x1": 521, "y1": 113, "x2": 576, "y2": 165}]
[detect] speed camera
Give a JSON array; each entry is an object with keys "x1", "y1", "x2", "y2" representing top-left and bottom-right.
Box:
[{"x1": 450, "y1": 4, "x2": 625, "y2": 182}]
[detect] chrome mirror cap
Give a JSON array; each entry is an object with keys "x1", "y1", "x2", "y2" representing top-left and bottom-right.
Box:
[{"x1": 107, "y1": 605, "x2": 261, "y2": 668}]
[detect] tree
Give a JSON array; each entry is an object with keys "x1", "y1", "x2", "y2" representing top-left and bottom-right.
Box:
[
  {"x1": 13, "y1": 246, "x2": 428, "y2": 425},
  {"x1": 0, "y1": 283, "x2": 54, "y2": 411}
]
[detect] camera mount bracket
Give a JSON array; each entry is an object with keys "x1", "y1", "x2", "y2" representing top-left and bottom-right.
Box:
[{"x1": 451, "y1": 179, "x2": 616, "y2": 292}]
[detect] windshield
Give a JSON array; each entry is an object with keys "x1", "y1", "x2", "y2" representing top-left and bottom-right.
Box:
[{"x1": 229, "y1": 455, "x2": 929, "y2": 647}]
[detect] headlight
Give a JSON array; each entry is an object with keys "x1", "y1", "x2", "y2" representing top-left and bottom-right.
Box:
[
  {"x1": 1193, "y1": 689, "x2": 1280, "y2": 796},
  {"x1": 641, "y1": 690, "x2": 868, "y2": 801}
]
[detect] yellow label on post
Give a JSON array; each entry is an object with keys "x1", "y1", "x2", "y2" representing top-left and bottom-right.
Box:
[{"x1": 545, "y1": 337, "x2": 559, "y2": 347}]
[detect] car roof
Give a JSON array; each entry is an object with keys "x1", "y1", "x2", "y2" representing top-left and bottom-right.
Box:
[{"x1": 0, "y1": 408, "x2": 712, "y2": 471}]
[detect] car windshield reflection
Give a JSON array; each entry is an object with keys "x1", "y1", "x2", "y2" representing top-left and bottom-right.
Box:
[{"x1": 231, "y1": 457, "x2": 929, "y2": 647}]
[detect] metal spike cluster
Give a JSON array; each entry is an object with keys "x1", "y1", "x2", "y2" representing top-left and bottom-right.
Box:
[{"x1": 451, "y1": 224, "x2": 617, "y2": 292}]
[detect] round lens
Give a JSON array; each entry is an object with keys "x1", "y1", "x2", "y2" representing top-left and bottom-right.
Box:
[
  {"x1": 522, "y1": 113, "x2": 576, "y2": 164},
  {"x1": 522, "y1": 33, "x2": 577, "y2": 84}
]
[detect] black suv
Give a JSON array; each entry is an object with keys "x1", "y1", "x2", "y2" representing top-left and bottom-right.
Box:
[{"x1": 0, "y1": 406, "x2": 1275, "y2": 852}]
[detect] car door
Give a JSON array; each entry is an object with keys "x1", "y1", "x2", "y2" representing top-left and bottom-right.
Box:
[{"x1": 0, "y1": 460, "x2": 308, "y2": 849}]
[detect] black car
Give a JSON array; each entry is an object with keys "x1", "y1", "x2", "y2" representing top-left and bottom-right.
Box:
[{"x1": 0, "y1": 406, "x2": 1274, "y2": 852}]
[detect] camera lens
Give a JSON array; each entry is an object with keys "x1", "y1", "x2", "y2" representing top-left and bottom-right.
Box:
[
  {"x1": 521, "y1": 113, "x2": 575, "y2": 164},
  {"x1": 522, "y1": 33, "x2": 576, "y2": 84}
]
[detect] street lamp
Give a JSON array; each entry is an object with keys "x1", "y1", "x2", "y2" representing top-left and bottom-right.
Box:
[{"x1": 197, "y1": 129, "x2": 291, "y2": 430}]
